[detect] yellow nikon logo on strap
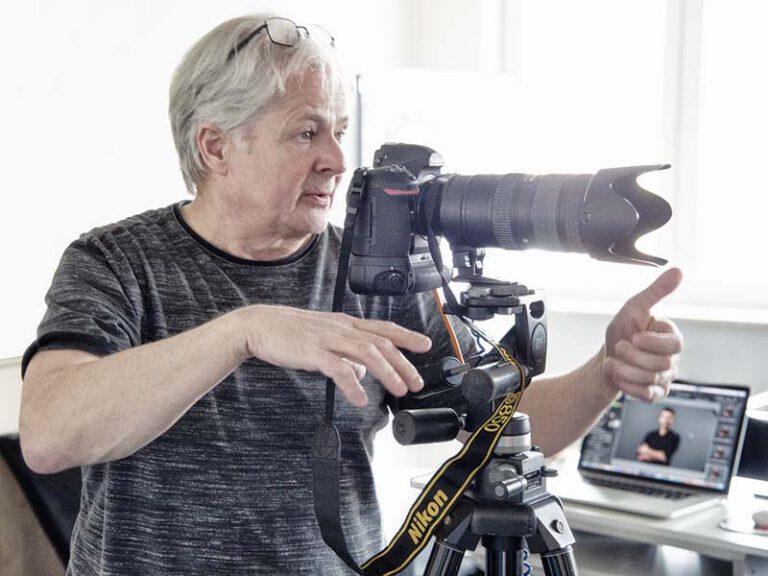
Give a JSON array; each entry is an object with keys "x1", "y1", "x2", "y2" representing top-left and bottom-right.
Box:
[
  {"x1": 482, "y1": 393, "x2": 518, "y2": 432},
  {"x1": 407, "y1": 489, "x2": 449, "y2": 545}
]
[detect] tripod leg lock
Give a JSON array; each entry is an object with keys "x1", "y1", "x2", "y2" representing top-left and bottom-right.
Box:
[{"x1": 527, "y1": 496, "x2": 576, "y2": 554}]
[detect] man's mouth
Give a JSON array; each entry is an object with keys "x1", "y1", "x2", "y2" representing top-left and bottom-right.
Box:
[{"x1": 302, "y1": 188, "x2": 333, "y2": 207}]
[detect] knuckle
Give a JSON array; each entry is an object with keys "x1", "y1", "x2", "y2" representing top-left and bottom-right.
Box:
[
  {"x1": 356, "y1": 341, "x2": 379, "y2": 358},
  {"x1": 371, "y1": 335, "x2": 396, "y2": 352},
  {"x1": 658, "y1": 356, "x2": 673, "y2": 371},
  {"x1": 339, "y1": 360, "x2": 358, "y2": 379},
  {"x1": 325, "y1": 357, "x2": 352, "y2": 380}
]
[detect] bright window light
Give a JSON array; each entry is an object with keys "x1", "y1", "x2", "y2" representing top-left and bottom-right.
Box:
[
  {"x1": 357, "y1": 0, "x2": 768, "y2": 320},
  {"x1": 359, "y1": 1, "x2": 669, "y2": 310},
  {"x1": 695, "y1": 1, "x2": 768, "y2": 302}
]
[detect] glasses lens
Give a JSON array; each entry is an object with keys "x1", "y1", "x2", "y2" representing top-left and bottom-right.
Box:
[{"x1": 266, "y1": 18, "x2": 300, "y2": 47}]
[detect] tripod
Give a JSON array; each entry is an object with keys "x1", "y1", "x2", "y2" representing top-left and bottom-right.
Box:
[
  {"x1": 419, "y1": 413, "x2": 578, "y2": 576},
  {"x1": 388, "y1": 264, "x2": 577, "y2": 575}
]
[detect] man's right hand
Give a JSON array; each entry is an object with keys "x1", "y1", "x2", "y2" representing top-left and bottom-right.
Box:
[
  {"x1": 237, "y1": 305, "x2": 431, "y2": 407},
  {"x1": 21, "y1": 304, "x2": 430, "y2": 473}
]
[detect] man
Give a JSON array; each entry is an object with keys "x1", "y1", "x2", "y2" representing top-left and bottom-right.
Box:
[
  {"x1": 637, "y1": 407, "x2": 681, "y2": 465},
  {"x1": 19, "y1": 14, "x2": 683, "y2": 575}
]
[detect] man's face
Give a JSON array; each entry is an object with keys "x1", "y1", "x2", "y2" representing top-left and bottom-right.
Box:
[
  {"x1": 222, "y1": 70, "x2": 348, "y2": 242},
  {"x1": 658, "y1": 409, "x2": 675, "y2": 431}
]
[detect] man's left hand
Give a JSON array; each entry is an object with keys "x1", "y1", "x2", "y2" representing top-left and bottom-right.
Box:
[{"x1": 601, "y1": 267, "x2": 684, "y2": 403}]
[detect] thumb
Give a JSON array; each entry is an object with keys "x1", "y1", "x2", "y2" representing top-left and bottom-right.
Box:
[{"x1": 627, "y1": 267, "x2": 683, "y2": 310}]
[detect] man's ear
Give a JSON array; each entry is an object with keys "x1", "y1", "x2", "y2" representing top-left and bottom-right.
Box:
[{"x1": 196, "y1": 123, "x2": 230, "y2": 177}]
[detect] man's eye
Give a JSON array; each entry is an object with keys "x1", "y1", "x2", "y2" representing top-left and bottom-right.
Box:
[
  {"x1": 335, "y1": 130, "x2": 346, "y2": 142},
  {"x1": 301, "y1": 129, "x2": 316, "y2": 141}
]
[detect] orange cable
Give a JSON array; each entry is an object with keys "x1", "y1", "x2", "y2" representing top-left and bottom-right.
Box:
[{"x1": 432, "y1": 289, "x2": 464, "y2": 363}]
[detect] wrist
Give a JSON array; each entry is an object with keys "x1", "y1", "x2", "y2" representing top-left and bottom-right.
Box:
[
  {"x1": 224, "y1": 306, "x2": 261, "y2": 364},
  {"x1": 591, "y1": 345, "x2": 620, "y2": 404}
]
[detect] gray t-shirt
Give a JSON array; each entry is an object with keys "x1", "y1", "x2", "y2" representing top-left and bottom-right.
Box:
[{"x1": 23, "y1": 203, "x2": 468, "y2": 575}]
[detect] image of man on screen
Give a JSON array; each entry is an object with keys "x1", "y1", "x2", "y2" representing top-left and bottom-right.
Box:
[{"x1": 637, "y1": 407, "x2": 681, "y2": 465}]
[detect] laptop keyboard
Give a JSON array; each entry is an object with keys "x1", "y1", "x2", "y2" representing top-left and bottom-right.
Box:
[{"x1": 589, "y1": 477, "x2": 692, "y2": 500}]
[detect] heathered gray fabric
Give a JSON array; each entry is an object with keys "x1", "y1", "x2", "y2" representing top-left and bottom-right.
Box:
[{"x1": 24, "y1": 203, "x2": 469, "y2": 575}]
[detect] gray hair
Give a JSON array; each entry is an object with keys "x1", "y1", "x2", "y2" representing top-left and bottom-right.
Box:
[{"x1": 169, "y1": 14, "x2": 344, "y2": 194}]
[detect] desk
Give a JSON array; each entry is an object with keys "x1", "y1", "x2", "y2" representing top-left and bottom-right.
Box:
[{"x1": 547, "y1": 474, "x2": 768, "y2": 576}]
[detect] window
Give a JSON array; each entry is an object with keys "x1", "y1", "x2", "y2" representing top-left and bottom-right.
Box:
[
  {"x1": 355, "y1": 0, "x2": 768, "y2": 320},
  {"x1": 694, "y1": 0, "x2": 768, "y2": 308}
]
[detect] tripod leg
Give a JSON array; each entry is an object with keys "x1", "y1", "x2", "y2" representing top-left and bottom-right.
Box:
[
  {"x1": 540, "y1": 547, "x2": 578, "y2": 576},
  {"x1": 483, "y1": 536, "x2": 525, "y2": 576},
  {"x1": 423, "y1": 539, "x2": 466, "y2": 576},
  {"x1": 527, "y1": 496, "x2": 579, "y2": 576}
]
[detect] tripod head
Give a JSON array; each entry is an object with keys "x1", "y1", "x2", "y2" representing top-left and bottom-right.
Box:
[
  {"x1": 475, "y1": 413, "x2": 557, "y2": 504},
  {"x1": 392, "y1": 273, "x2": 546, "y2": 447}
]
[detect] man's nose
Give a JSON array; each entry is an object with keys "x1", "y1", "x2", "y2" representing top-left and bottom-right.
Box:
[{"x1": 318, "y1": 134, "x2": 346, "y2": 175}]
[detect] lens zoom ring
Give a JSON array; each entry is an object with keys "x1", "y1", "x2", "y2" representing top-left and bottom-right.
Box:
[
  {"x1": 491, "y1": 175, "x2": 524, "y2": 249},
  {"x1": 531, "y1": 176, "x2": 563, "y2": 251}
]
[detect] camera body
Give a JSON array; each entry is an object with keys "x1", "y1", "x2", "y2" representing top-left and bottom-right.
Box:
[{"x1": 347, "y1": 144, "x2": 444, "y2": 295}]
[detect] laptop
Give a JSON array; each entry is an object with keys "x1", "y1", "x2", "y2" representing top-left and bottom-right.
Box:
[{"x1": 550, "y1": 380, "x2": 750, "y2": 518}]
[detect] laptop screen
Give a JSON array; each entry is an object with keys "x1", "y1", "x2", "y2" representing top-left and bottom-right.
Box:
[{"x1": 578, "y1": 381, "x2": 750, "y2": 493}]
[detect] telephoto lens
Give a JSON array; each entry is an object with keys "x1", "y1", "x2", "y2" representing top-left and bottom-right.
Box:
[{"x1": 417, "y1": 164, "x2": 671, "y2": 266}]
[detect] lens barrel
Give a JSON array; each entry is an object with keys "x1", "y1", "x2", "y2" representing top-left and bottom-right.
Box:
[{"x1": 419, "y1": 165, "x2": 671, "y2": 266}]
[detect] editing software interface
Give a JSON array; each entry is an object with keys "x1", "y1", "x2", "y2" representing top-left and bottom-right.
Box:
[{"x1": 579, "y1": 383, "x2": 749, "y2": 490}]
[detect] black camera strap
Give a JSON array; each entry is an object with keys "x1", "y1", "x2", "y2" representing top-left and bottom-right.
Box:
[
  {"x1": 311, "y1": 171, "x2": 527, "y2": 575},
  {"x1": 312, "y1": 173, "x2": 366, "y2": 575}
]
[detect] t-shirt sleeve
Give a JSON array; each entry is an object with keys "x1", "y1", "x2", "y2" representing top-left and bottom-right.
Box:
[{"x1": 21, "y1": 235, "x2": 141, "y2": 376}]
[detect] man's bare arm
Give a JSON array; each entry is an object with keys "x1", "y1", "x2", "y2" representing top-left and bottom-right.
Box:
[
  {"x1": 518, "y1": 350, "x2": 615, "y2": 456},
  {"x1": 20, "y1": 305, "x2": 431, "y2": 474}
]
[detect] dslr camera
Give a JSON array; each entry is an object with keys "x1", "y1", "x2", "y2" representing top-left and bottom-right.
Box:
[{"x1": 346, "y1": 143, "x2": 671, "y2": 298}]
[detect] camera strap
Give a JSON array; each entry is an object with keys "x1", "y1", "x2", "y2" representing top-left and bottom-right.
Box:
[
  {"x1": 312, "y1": 173, "x2": 366, "y2": 574},
  {"x1": 311, "y1": 171, "x2": 527, "y2": 575}
]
